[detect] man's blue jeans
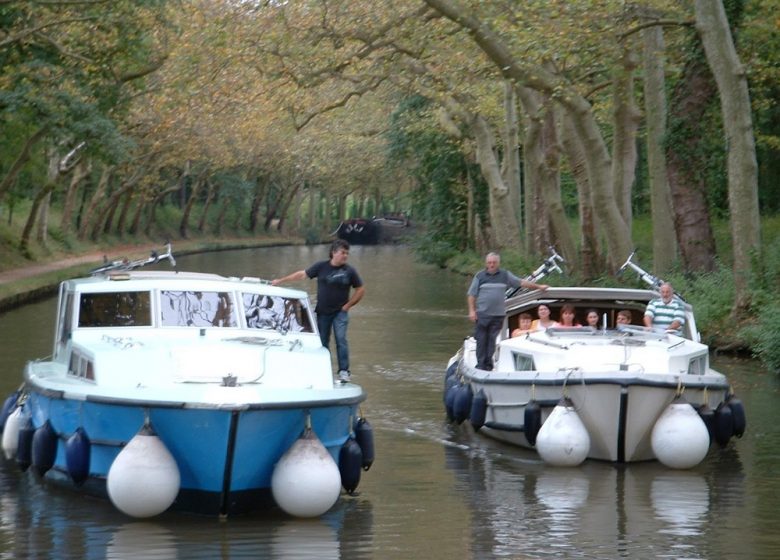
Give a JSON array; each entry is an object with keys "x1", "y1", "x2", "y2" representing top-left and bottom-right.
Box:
[{"x1": 317, "y1": 311, "x2": 350, "y2": 372}]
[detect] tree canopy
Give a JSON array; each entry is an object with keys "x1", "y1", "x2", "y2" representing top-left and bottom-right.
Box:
[{"x1": 1, "y1": 0, "x2": 778, "y2": 310}]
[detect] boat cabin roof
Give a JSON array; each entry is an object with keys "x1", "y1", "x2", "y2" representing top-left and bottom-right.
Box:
[
  {"x1": 63, "y1": 270, "x2": 307, "y2": 299},
  {"x1": 54, "y1": 270, "x2": 316, "y2": 342}
]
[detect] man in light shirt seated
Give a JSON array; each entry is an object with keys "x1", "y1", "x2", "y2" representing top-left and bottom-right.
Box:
[{"x1": 643, "y1": 282, "x2": 685, "y2": 335}]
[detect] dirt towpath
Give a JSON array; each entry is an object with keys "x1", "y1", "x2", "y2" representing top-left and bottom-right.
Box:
[{"x1": 0, "y1": 245, "x2": 160, "y2": 285}]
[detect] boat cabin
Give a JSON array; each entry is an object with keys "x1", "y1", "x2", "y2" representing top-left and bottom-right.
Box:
[
  {"x1": 504, "y1": 287, "x2": 700, "y2": 341},
  {"x1": 50, "y1": 271, "x2": 321, "y2": 386}
]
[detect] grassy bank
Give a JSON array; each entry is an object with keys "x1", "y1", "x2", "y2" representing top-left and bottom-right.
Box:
[{"x1": 0, "y1": 235, "x2": 305, "y2": 311}]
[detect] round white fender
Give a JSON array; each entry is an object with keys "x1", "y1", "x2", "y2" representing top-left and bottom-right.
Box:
[
  {"x1": 271, "y1": 429, "x2": 341, "y2": 518},
  {"x1": 107, "y1": 426, "x2": 180, "y2": 518},
  {"x1": 535, "y1": 399, "x2": 590, "y2": 467},
  {"x1": 2, "y1": 407, "x2": 27, "y2": 461},
  {"x1": 651, "y1": 400, "x2": 710, "y2": 469}
]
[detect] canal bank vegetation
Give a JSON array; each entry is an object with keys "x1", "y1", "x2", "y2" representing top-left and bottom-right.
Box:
[
  {"x1": 447, "y1": 215, "x2": 780, "y2": 366},
  {"x1": 1, "y1": 1, "x2": 779, "y2": 369}
]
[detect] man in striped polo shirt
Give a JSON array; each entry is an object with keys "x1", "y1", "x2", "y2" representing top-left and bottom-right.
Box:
[
  {"x1": 643, "y1": 282, "x2": 686, "y2": 335},
  {"x1": 467, "y1": 252, "x2": 548, "y2": 371}
]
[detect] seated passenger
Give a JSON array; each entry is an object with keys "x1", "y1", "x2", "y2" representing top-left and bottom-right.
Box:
[
  {"x1": 616, "y1": 309, "x2": 632, "y2": 326},
  {"x1": 511, "y1": 312, "x2": 535, "y2": 337},
  {"x1": 531, "y1": 304, "x2": 557, "y2": 331},
  {"x1": 585, "y1": 309, "x2": 600, "y2": 328},
  {"x1": 643, "y1": 282, "x2": 685, "y2": 335},
  {"x1": 557, "y1": 304, "x2": 581, "y2": 327}
]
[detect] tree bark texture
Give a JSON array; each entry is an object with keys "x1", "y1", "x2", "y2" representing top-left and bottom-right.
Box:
[
  {"x1": 60, "y1": 159, "x2": 91, "y2": 233},
  {"x1": 666, "y1": 52, "x2": 717, "y2": 272},
  {"x1": 695, "y1": 0, "x2": 760, "y2": 311},
  {"x1": 179, "y1": 170, "x2": 207, "y2": 239},
  {"x1": 560, "y1": 110, "x2": 602, "y2": 278},
  {"x1": 78, "y1": 165, "x2": 112, "y2": 241},
  {"x1": 422, "y1": 0, "x2": 632, "y2": 269},
  {"x1": 501, "y1": 81, "x2": 523, "y2": 232},
  {"x1": 611, "y1": 43, "x2": 641, "y2": 230},
  {"x1": 517, "y1": 87, "x2": 576, "y2": 263},
  {"x1": 471, "y1": 114, "x2": 522, "y2": 249},
  {"x1": 35, "y1": 149, "x2": 60, "y2": 245},
  {"x1": 198, "y1": 179, "x2": 216, "y2": 233},
  {"x1": 641, "y1": 24, "x2": 678, "y2": 273}
]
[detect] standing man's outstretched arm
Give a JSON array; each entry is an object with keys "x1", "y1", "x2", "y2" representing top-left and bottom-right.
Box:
[{"x1": 272, "y1": 270, "x2": 307, "y2": 285}]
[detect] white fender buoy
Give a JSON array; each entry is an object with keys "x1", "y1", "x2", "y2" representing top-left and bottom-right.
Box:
[
  {"x1": 651, "y1": 398, "x2": 710, "y2": 469},
  {"x1": 535, "y1": 398, "x2": 590, "y2": 467},
  {"x1": 107, "y1": 425, "x2": 180, "y2": 518},
  {"x1": 2, "y1": 407, "x2": 28, "y2": 461},
  {"x1": 271, "y1": 428, "x2": 341, "y2": 518}
]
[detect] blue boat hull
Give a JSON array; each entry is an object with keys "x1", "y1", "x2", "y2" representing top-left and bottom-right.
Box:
[{"x1": 23, "y1": 390, "x2": 363, "y2": 516}]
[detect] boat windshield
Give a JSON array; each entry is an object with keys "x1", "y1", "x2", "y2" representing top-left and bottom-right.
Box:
[
  {"x1": 161, "y1": 290, "x2": 238, "y2": 327},
  {"x1": 242, "y1": 293, "x2": 313, "y2": 333},
  {"x1": 78, "y1": 291, "x2": 152, "y2": 327}
]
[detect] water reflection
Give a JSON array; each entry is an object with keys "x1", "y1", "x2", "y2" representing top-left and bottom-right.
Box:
[
  {"x1": 107, "y1": 523, "x2": 178, "y2": 559},
  {"x1": 0, "y1": 462, "x2": 375, "y2": 559},
  {"x1": 651, "y1": 473, "x2": 709, "y2": 536},
  {"x1": 270, "y1": 520, "x2": 339, "y2": 559},
  {"x1": 442, "y1": 437, "x2": 746, "y2": 558}
]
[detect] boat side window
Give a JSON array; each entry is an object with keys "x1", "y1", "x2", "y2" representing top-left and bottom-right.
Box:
[
  {"x1": 68, "y1": 350, "x2": 95, "y2": 380},
  {"x1": 242, "y1": 293, "x2": 314, "y2": 333},
  {"x1": 78, "y1": 292, "x2": 151, "y2": 327},
  {"x1": 160, "y1": 291, "x2": 238, "y2": 327},
  {"x1": 512, "y1": 352, "x2": 536, "y2": 371}
]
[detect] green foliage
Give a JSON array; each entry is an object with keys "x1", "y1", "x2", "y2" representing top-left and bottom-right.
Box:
[
  {"x1": 669, "y1": 267, "x2": 735, "y2": 341},
  {"x1": 742, "y1": 304, "x2": 780, "y2": 373},
  {"x1": 742, "y1": 234, "x2": 780, "y2": 371},
  {"x1": 386, "y1": 96, "x2": 488, "y2": 264},
  {"x1": 410, "y1": 232, "x2": 458, "y2": 268},
  {"x1": 303, "y1": 227, "x2": 321, "y2": 246}
]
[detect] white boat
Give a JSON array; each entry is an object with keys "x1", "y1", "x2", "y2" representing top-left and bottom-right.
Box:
[
  {"x1": 445, "y1": 251, "x2": 746, "y2": 468},
  {"x1": 0, "y1": 246, "x2": 374, "y2": 518}
]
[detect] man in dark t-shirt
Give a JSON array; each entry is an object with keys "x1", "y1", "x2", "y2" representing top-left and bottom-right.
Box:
[{"x1": 272, "y1": 239, "x2": 365, "y2": 382}]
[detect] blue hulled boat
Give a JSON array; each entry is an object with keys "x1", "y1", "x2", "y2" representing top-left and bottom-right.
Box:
[{"x1": 1, "y1": 246, "x2": 372, "y2": 518}]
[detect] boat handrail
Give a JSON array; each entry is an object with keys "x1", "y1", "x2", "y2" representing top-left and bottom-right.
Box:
[
  {"x1": 90, "y1": 244, "x2": 176, "y2": 275},
  {"x1": 545, "y1": 326, "x2": 597, "y2": 337},
  {"x1": 525, "y1": 333, "x2": 570, "y2": 350},
  {"x1": 616, "y1": 324, "x2": 669, "y2": 341},
  {"x1": 618, "y1": 250, "x2": 687, "y2": 302},
  {"x1": 506, "y1": 247, "x2": 564, "y2": 298}
]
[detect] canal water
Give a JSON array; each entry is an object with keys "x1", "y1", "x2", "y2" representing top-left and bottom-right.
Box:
[{"x1": 0, "y1": 244, "x2": 778, "y2": 559}]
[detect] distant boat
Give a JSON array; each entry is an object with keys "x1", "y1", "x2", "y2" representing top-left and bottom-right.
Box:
[{"x1": 335, "y1": 215, "x2": 411, "y2": 245}]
